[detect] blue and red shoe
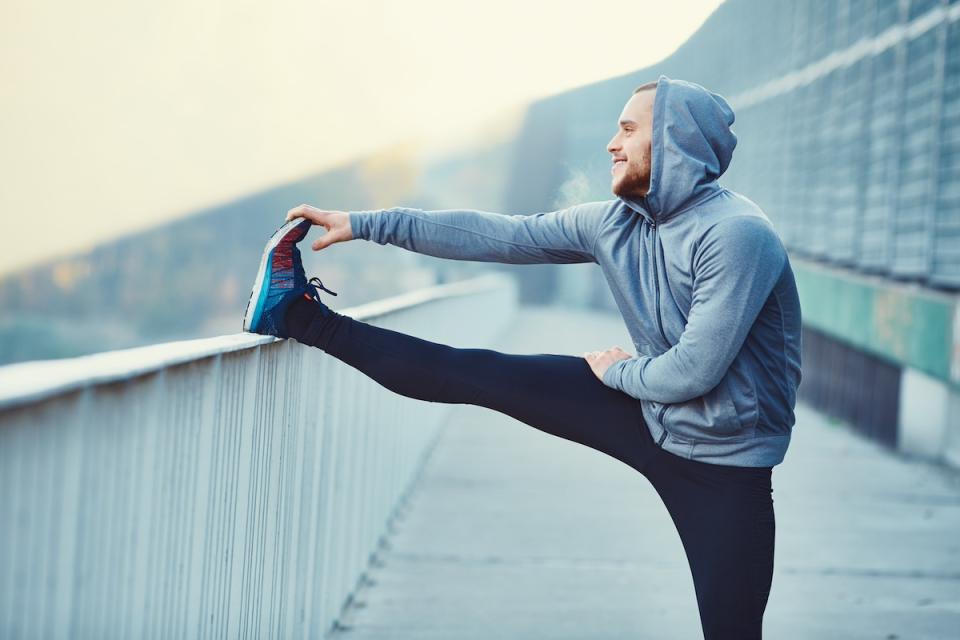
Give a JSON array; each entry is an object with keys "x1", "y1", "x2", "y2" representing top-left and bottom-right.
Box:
[{"x1": 242, "y1": 217, "x2": 338, "y2": 336}]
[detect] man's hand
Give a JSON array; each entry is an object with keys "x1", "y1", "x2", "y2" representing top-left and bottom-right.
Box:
[
  {"x1": 285, "y1": 204, "x2": 354, "y2": 251},
  {"x1": 582, "y1": 346, "x2": 632, "y2": 381}
]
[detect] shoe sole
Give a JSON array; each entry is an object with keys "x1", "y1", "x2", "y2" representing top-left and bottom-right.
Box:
[{"x1": 242, "y1": 217, "x2": 311, "y2": 333}]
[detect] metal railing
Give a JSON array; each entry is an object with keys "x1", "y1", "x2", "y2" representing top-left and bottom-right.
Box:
[{"x1": 0, "y1": 273, "x2": 518, "y2": 639}]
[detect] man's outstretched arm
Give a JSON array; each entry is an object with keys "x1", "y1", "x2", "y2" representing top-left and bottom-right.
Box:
[{"x1": 285, "y1": 202, "x2": 610, "y2": 265}]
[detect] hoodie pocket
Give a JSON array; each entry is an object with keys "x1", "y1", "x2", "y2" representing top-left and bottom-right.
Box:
[
  {"x1": 702, "y1": 379, "x2": 744, "y2": 434},
  {"x1": 661, "y1": 377, "x2": 745, "y2": 442}
]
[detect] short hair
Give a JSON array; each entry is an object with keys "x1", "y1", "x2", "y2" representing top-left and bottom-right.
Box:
[{"x1": 633, "y1": 81, "x2": 658, "y2": 94}]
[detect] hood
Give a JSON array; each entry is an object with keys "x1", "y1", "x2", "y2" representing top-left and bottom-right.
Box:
[{"x1": 619, "y1": 75, "x2": 737, "y2": 223}]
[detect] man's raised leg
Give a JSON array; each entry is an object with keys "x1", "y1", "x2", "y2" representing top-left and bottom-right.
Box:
[{"x1": 285, "y1": 296, "x2": 658, "y2": 474}]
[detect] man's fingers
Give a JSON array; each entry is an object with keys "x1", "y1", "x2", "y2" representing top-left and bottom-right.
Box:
[
  {"x1": 286, "y1": 204, "x2": 307, "y2": 222},
  {"x1": 311, "y1": 229, "x2": 342, "y2": 251},
  {"x1": 286, "y1": 204, "x2": 327, "y2": 224}
]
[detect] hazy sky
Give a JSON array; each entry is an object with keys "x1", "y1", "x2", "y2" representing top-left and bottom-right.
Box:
[{"x1": 0, "y1": 0, "x2": 722, "y2": 274}]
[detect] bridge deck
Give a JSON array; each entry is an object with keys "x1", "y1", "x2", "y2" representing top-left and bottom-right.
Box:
[{"x1": 331, "y1": 307, "x2": 960, "y2": 639}]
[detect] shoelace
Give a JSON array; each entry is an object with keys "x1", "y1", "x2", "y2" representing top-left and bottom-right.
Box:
[{"x1": 305, "y1": 276, "x2": 338, "y2": 302}]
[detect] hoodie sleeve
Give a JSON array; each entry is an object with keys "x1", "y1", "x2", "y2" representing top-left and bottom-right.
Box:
[
  {"x1": 601, "y1": 215, "x2": 787, "y2": 403},
  {"x1": 347, "y1": 203, "x2": 606, "y2": 264}
]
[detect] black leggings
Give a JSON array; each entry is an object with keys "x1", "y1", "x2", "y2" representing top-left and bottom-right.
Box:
[{"x1": 288, "y1": 302, "x2": 776, "y2": 640}]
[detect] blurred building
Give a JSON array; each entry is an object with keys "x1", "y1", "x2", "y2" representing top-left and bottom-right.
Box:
[{"x1": 492, "y1": 0, "x2": 960, "y2": 467}]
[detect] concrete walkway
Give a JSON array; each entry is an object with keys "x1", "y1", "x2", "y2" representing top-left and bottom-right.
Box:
[{"x1": 330, "y1": 307, "x2": 960, "y2": 639}]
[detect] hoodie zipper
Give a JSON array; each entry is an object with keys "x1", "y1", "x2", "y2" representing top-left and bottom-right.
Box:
[
  {"x1": 656, "y1": 396, "x2": 668, "y2": 446},
  {"x1": 649, "y1": 219, "x2": 670, "y2": 346},
  {"x1": 650, "y1": 216, "x2": 670, "y2": 448}
]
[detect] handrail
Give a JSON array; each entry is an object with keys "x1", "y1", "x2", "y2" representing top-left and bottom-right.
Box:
[
  {"x1": 0, "y1": 273, "x2": 511, "y2": 411},
  {"x1": 0, "y1": 273, "x2": 518, "y2": 639}
]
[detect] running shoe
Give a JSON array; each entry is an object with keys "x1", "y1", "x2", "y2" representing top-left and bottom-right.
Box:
[{"x1": 242, "y1": 217, "x2": 316, "y2": 336}]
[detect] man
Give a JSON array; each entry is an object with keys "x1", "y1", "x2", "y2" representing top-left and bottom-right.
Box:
[{"x1": 242, "y1": 74, "x2": 802, "y2": 639}]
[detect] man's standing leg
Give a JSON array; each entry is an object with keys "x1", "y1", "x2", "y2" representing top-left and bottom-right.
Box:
[{"x1": 644, "y1": 451, "x2": 776, "y2": 639}]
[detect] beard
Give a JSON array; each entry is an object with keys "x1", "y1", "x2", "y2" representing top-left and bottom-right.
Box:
[{"x1": 612, "y1": 158, "x2": 650, "y2": 199}]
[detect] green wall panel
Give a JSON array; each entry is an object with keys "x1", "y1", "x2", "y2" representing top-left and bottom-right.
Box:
[{"x1": 793, "y1": 257, "x2": 957, "y2": 384}]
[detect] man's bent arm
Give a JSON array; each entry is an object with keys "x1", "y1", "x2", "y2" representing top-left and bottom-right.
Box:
[
  {"x1": 600, "y1": 216, "x2": 788, "y2": 403},
  {"x1": 348, "y1": 203, "x2": 609, "y2": 264}
]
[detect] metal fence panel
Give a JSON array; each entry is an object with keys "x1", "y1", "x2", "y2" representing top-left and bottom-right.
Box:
[{"x1": 0, "y1": 274, "x2": 518, "y2": 639}]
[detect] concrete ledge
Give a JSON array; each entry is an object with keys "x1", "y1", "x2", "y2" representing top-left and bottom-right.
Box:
[
  {"x1": 793, "y1": 257, "x2": 959, "y2": 387},
  {"x1": 899, "y1": 367, "x2": 950, "y2": 458}
]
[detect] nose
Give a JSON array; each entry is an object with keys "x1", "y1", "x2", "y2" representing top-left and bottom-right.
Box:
[{"x1": 607, "y1": 134, "x2": 620, "y2": 155}]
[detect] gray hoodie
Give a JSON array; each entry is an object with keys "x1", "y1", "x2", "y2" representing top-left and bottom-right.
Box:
[{"x1": 348, "y1": 75, "x2": 802, "y2": 467}]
